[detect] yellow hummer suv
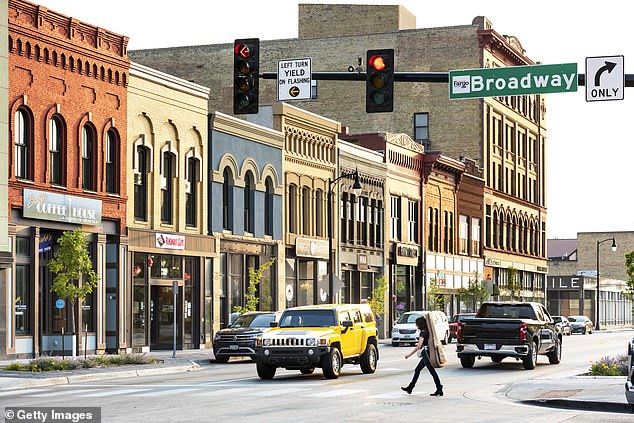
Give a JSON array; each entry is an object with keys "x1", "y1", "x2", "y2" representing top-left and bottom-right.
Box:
[{"x1": 255, "y1": 304, "x2": 379, "y2": 380}]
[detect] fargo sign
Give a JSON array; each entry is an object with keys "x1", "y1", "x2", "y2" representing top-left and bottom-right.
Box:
[{"x1": 449, "y1": 63, "x2": 578, "y2": 99}]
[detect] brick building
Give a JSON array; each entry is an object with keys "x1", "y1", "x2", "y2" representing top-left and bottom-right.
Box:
[
  {"x1": 129, "y1": 4, "x2": 548, "y2": 303},
  {"x1": 4, "y1": 0, "x2": 129, "y2": 358}
]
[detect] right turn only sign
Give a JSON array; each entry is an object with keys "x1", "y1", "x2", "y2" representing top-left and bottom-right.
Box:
[{"x1": 585, "y1": 55, "x2": 624, "y2": 102}]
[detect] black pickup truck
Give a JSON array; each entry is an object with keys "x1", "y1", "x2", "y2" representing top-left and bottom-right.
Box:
[{"x1": 456, "y1": 302, "x2": 561, "y2": 370}]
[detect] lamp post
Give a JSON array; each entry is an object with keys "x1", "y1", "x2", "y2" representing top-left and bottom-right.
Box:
[
  {"x1": 596, "y1": 237, "x2": 617, "y2": 331},
  {"x1": 328, "y1": 169, "x2": 362, "y2": 303}
]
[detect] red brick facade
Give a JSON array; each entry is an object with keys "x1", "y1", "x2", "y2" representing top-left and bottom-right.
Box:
[{"x1": 7, "y1": 0, "x2": 129, "y2": 231}]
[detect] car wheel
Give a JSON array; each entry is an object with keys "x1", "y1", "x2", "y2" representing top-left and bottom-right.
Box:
[
  {"x1": 441, "y1": 332, "x2": 449, "y2": 345},
  {"x1": 448, "y1": 335, "x2": 454, "y2": 343},
  {"x1": 214, "y1": 355, "x2": 230, "y2": 363},
  {"x1": 360, "y1": 343, "x2": 378, "y2": 374},
  {"x1": 547, "y1": 338, "x2": 562, "y2": 364},
  {"x1": 300, "y1": 367, "x2": 315, "y2": 375},
  {"x1": 460, "y1": 356, "x2": 475, "y2": 368},
  {"x1": 582, "y1": 328, "x2": 586, "y2": 335},
  {"x1": 256, "y1": 359, "x2": 276, "y2": 380},
  {"x1": 523, "y1": 341, "x2": 538, "y2": 370},
  {"x1": 491, "y1": 356, "x2": 504, "y2": 363},
  {"x1": 322, "y1": 346, "x2": 342, "y2": 379}
]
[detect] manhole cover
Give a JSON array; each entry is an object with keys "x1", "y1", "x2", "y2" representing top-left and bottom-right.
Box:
[{"x1": 536, "y1": 389, "x2": 583, "y2": 399}]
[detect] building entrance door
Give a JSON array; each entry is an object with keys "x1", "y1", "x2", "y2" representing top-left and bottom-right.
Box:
[{"x1": 150, "y1": 285, "x2": 182, "y2": 350}]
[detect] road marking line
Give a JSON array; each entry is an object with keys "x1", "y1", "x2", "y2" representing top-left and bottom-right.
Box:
[
  {"x1": 306, "y1": 388, "x2": 366, "y2": 397},
  {"x1": 82, "y1": 388, "x2": 152, "y2": 397},
  {"x1": 132, "y1": 387, "x2": 198, "y2": 397},
  {"x1": 367, "y1": 392, "x2": 407, "y2": 399},
  {"x1": 0, "y1": 389, "x2": 48, "y2": 397},
  {"x1": 191, "y1": 388, "x2": 255, "y2": 396},
  {"x1": 250, "y1": 387, "x2": 309, "y2": 396},
  {"x1": 30, "y1": 388, "x2": 92, "y2": 397}
]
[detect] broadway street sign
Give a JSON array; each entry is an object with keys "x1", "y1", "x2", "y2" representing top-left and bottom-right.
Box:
[{"x1": 449, "y1": 63, "x2": 578, "y2": 99}]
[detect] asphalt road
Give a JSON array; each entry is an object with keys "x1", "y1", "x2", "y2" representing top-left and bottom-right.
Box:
[{"x1": 2, "y1": 330, "x2": 631, "y2": 422}]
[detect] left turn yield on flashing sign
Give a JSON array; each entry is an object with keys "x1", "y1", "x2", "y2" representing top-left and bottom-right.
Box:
[
  {"x1": 278, "y1": 58, "x2": 311, "y2": 101},
  {"x1": 586, "y1": 55, "x2": 624, "y2": 102}
]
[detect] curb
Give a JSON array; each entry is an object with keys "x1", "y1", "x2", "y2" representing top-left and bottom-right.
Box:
[
  {"x1": 520, "y1": 399, "x2": 634, "y2": 414},
  {"x1": 2, "y1": 362, "x2": 200, "y2": 390}
]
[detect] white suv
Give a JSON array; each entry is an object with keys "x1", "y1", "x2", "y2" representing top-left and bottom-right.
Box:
[{"x1": 391, "y1": 310, "x2": 450, "y2": 346}]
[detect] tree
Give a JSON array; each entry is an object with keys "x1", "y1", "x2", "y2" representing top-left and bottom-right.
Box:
[
  {"x1": 427, "y1": 278, "x2": 443, "y2": 311},
  {"x1": 48, "y1": 229, "x2": 99, "y2": 337},
  {"x1": 457, "y1": 272, "x2": 489, "y2": 312},
  {"x1": 507, "y1": 266, "x2": 521, "y2": 301},
  {"x1": 625, "y1": 251, "x2": 634, "y2": 301},
  {"x1": 234, "y1": 258, "x2": 276, "y2": 314},
  {"x1": 368, "y1": 277, "x2": 388, "y2": 319}
]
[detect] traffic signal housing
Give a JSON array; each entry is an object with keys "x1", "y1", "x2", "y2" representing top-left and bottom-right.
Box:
[
  {"x1": 233, "y1": 38, "x2": 259, "y2": 115},
  {"x1": 366, "y1": 49, "x2": 394, "y2": 113}
]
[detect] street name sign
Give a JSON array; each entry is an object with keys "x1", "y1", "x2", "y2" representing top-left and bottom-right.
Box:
[
  {"x1": 585, "y1": 55, "x2": 624, "y2": 102},
  {"x1": 277, "y1": 58, "x2": 311, "y2": 101},
  {"x1": 449, "y1": 63, "x2": 578, "y2": 99}
]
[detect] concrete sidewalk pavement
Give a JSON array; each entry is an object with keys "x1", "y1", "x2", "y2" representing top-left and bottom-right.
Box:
[{"x1": 505, "y1": 375, "x2": 633, "y2": 414}]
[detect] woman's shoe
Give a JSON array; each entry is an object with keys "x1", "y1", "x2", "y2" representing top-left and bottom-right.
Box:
[
  {"x1": 401, "y1": 384, "x2": 414, "y2": 394},
  {"x1": 430, "y1": 385, "x2": 443, "y2": 396}
]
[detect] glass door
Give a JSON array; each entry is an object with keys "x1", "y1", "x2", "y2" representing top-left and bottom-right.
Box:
[{"x1": 150, "y1": 285, "x2": 182, "y2": 350}]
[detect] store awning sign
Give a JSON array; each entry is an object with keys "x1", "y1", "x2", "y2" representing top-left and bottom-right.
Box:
[
  {"x1": 156, "y1": 233, "x2": 185, "y2": 250},
  {"x1": 23, "y1": 189, "x2": 102, "y2": 226}
]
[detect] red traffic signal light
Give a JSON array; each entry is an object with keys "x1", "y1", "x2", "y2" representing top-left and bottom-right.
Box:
[
  {"x1": 366, "y1": 49, "x2": 394, "y2": 113},
  {"x1": 233, "y1": 38, "x2": 259, "y2": 115}
]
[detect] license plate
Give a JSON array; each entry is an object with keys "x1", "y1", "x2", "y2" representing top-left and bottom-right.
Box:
[
  {"x1": 484, "y1": 344, "x2": 496, "y2": 350},
  {"x1": 229, "y1": 345, "x2": 239, "y2": 350}
]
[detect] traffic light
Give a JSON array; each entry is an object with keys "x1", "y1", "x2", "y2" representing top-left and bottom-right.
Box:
[
  {"x1": 366, "y1": 49, "x2": 394, "y2": 113},
  {"x1": 233, "y1": 38, "x2": 259, "y2": 115}
]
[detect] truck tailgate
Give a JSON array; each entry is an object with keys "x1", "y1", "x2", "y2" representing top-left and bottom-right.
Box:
[{"x1": 461, "y1": 318, "x2": 524, "y2": 343}]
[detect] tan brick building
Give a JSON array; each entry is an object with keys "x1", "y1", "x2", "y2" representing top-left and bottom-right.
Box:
[
  {"x1": 129, "y1": 4, "x2": 548, "y2": 303},
  {"x1": 5, "y1": 0, "x2": 129, "y2": 358},
  {"x1": 127, "y1": 62, "x2": 213, "y2": 351}
]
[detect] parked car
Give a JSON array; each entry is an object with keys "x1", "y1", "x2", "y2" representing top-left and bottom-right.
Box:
[
  {"x1": 255, "y1": 304, "x2": 379, "y2": 380},
  {"x1": 626, "y1": 336, "x2": 634, "y2": 405},
  {"x1": 567, "y1": 315, "x2": 593, "y2": 334},
  {"x1": 456, "y1": 302, "x2": 562, "y2": 370},
  {"x1": 213, "y1": 311, "x2": 279, "y2": 363},
  {"x1": 552, "y1": 315, "x2": 572, "y2": 336},
  {"x1": 449, "y1": 313, "x2": 476, "y2": 343},
  {"x1": 391, "y1": 310, "x2": 450, "y2": 346}
]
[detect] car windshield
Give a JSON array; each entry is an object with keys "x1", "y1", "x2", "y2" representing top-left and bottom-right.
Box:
[
  {"x1": 397, "y1": 313, "x2": 424, "y2": 324},
  {"x1": 477, "y1": 304, "x2": 537, "y2": 320},
  {"x1": 552, "y1": 316, "x2": 562, "y2": 323},
  {"x1": 230, "y1": 313, "x2": 275, "y2": 328},
  {"x1": 279, "y1": 310, "x2": 336, "y2": 328},
  {"x1": 568, "y1": 316, "x2": 584, "y2": 322}
]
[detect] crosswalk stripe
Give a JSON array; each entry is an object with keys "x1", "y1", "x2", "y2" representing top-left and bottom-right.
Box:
[
  {"x1": 250, "y1": 387, "x2": 309, "y2": 396},
  {"x1": 133, "y1": 387, "x2": 197, "y2": 397},
  {"x1": 368, "y1": 392, "x2": 406, "y2": 399},
  {"x1": 31, "y1": 388, "x2": 91, "y2": 397},
  {"x1": 306, "y1": 388, "x2": 366, "y2": 398},
  {"x1": 82, "y1": 388, "x2": 151, "y2": 397},
  {"x1": 0, "y1": 388, "x2": 48, "y2": 397},
  {"x1": 191, "y1": 388, "x2": 253, "y2": 396}
]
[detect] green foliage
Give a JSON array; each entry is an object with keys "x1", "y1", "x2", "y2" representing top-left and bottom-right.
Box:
[
  {"x1": 368, "y1": 277, "x2": 388, "y2": 317},
  {"x1": 427, "y1": 278, "x2": 443, "y2": 311},
  {"x1": 234, "y1": 258, "x2": 276, "y2": 314},
  {"x1": 4, "y1": 354, "x2": 159, "y2": 372},
  {"x1": 458, "y1": 272, "x2": 489, "y2": 312},
  {"x1": 507, "y1": 267, "x2": 521, "y2": 301},
  {"x1": 589, "y1": 355, "x2": 629, "y2": 376},
  {"x1": 625, "y1": 251, "x2": 634, "y2": 301}
]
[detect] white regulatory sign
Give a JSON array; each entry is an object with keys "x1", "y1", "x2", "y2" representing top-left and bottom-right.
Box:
[
  {"x1": 585, "y1": 55, "x2": 624, "y2": 102},
  {"x1": 277, "y1": 58, "x2": 311, "y2": 101}
]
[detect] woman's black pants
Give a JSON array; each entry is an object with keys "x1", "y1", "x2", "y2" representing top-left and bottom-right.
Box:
[{"x1": 409, "y1": 348, "x2": 441, "y2": 387}]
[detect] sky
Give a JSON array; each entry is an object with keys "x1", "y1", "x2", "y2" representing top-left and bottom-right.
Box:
[{"x1": 30, "y1": 0, "x2": 634, "y2": 240}]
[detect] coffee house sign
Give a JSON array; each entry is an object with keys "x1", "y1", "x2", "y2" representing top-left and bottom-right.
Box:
[{"x1": 23, "y1": 189, "x2": 102, "y2": 226}]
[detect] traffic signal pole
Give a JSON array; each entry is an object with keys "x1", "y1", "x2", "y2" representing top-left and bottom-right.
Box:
[{"x1": 261, "y1": 72, "x2": 634, "y2": 86}]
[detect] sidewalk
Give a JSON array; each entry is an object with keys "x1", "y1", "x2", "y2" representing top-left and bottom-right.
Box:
[
  {"x1": 0, "y1": 349, "x2": 215, "y2": 391},
  {"x1": 505, "y1": 375, "x2": 633, "y2": 414}
]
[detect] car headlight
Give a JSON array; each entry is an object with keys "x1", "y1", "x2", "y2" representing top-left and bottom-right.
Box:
[
  {"x1": 392, "y1": 329, "x2": 399, "y2": 334},
  {"x1": 263, "y1": 339, "x2": 271, "y2": 346},
  {"x1": 306, "y1": 338, "x2": 316, "y2": 346}
]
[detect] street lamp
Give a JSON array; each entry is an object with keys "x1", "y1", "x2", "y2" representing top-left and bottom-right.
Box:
[
  {"x1": 328, "y1": 169, "x2": 362, "y2": 303},
  {"x1": 596, "y1": 237, "x2": 617, "y2": 331}
]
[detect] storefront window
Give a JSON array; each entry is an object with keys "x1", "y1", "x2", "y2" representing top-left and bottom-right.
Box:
[
  {"x1": 340, "y1": 270, "x2": 350, "y2": 304},
  {"x1": 15, "y1": 265, "x2": 30, "y2": 335},
  {"x1": 259, "y1": 258, "x2": 274, "y2": 311},
  {"x1": 82, "y1": 288, "x2": 94, "y2": 332},
  {"x1": 133, "y1": 253, "x2": 148, "y2": 346},
  {"x1": 229, "y1": 254, "x2": 243, "y2": 323},
  {"x1": 395, "y1": 265, "x2": 408, "y2": 320},
  {"x1": 286, "y1": 258, "x2": 296, "y2": 309},
  {"x1": 298, "y1": 260, "x2": 314, "y2": 306},
  {"x1": 150, "y1": 254, "x2": 182, "y2": 279},
  {"x1": 361, "y1": 272, "x2": 373, "y2": 302}
]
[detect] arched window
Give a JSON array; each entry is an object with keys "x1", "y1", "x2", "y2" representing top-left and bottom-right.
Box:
[
  {"x1": 265, "y1": 177, "x2": 274, "y2": 236},
  {"x1": 161, "y1": 152, "x2": 175, "y2": 224},
  {"x1": 49, "y1": 115, "x2": 64, "y2": 185},
  {"x1": 244, "y1": 171, "x2": 254, "y2": 233},
  {"x1": 134, "y1": 146, "x2": 148, "y2": 221},
  {"x1": 315, "y1": 189, "x2": 323, "y2": 237},
  {"x1": 186, "y1": 157, "x2": 198, "y2": 227},
  {"x1": 492, "y1": 211, "x2": 498, "y2": 248},
  {"x1": 105, "y1": 129, "x2": 119, "y2": 193},
  {"x1": 288, "y1": 184, "x2": 297, "y2": 234},
  {"x1": 302, "y1": 186, "x2": 311, "y2": 235},
  {"x1": 222, "y1": 168, "x2": 234, "y2": 231},
  {"x1": 14, "y1": 108, "x2": 31, "y2": 179},
  {"x1": 81, "y1": 124, "x2": 96, "y2": 190}
]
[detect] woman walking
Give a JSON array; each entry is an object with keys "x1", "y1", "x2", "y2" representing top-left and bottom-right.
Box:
[{"x1": 401, "y1": 316, "x2": 443, "y2": 396}]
